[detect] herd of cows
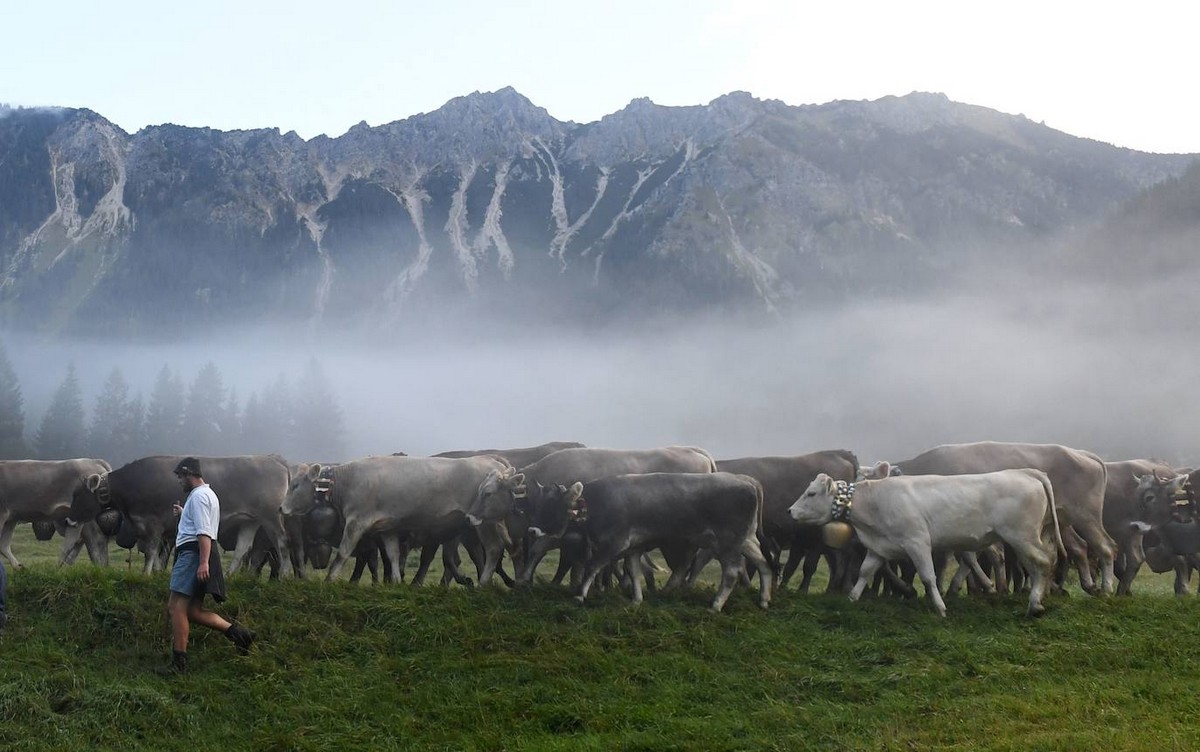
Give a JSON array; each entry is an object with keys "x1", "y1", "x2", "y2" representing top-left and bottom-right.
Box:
[{"x1": 2, "y1": 440, "x2": 1197, "y2": 616}]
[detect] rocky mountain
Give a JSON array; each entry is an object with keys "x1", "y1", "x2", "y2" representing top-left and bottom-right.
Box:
[{"x1": 0, "y1": 90, "x2": 1194, "y2": 337}]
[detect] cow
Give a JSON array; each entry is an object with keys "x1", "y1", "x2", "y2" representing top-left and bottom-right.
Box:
[
  {"x1": 513, "y1": 472, "x2": 773, "y2": 612},
  {"x1": 1100, "y1": 459, "x2": 1179, "y2": 595},
  {"x1": 285, "y1": 461, "x2": 502, "y2": 587},
  {"x1": 72, "y1": 455, "x2": 292, "y2": 576},
  {"x1": 433, "y1": 442, "x2": 586, "y2": 468},
  {"x1": 0, "y1": 458, "x2": 112, "y2": 568},
  {"x1": 717, "y1": 451, "x2": 859, "y2": 592},
  {"x1": 465, "y1": 445, "x2": 718, "y2": 585},
  {"x1": 281, "y1": 454, "x2": 525, "y2": 585},
  {"x1": 789, "y1": 467, "x2": 1063, "y2": 617},
  {"x1": 891, "y1": 442, "x2": 1114, "y2": 595},
  {"x1": 1124, "y1": 470, "x2": 1200, "y2": 594}
]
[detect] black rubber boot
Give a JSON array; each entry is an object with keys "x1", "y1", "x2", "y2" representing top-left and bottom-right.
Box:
[
  {"x1": 156, "y1": 650, "x2": 187, "y2": 675},
  {"x1": 224, "y1": 622, "x2": 257, "y2": 655}
]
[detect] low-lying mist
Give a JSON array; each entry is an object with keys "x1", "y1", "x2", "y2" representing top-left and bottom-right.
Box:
[{"x1": 7, "y1": 269, "x2": 1198, "y2": 468}]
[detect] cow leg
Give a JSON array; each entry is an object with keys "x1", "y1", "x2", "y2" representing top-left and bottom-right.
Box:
[
  {"x1": 83, "y1": 524, "x2": 110, "y2": 567},
  {"x1": 626, "y1": 554, "x2": 645, "y2": 605},
  {"x1": 797, "y1": 546, "x2": 823, "y2": 594},
  {"x1": 258, "y1": 521, "x2": 294, "y2": 579},
  {"x1": 988, "y1": 545, "x2": 1009, "y2": 594},
  {"x1": 1173, "y1": 557, "x2": 1190, "y2": 596},
  {"x1": 742, "y1": 534, "x2": 774, "y2": 610},
  {"x1": 58, "y1": 523, "x2": 85, "y2": 566},
  {"x1": 410, "y1": 540, "x2": 439, "y2": 586},
  {"x1": 946, "y1": 557, "x2": 969, "y2": 596},
  {"x1": 778, "y1": 543, "x2": 802, "y2": 589},
  {"x1": 228, "y1": 524, "x2": 259, "y2": 575},
  {"x1": 711, "y1": 554, "x2": 742, "y2": 613},
  {"x1": 962, "y1": 551, "x2": 996, "y2": 594},
  {"x1": 683, "y1": 547, "x2": 714, "y2": 588},
  {"x1": 904, "y1": 546, "x2": 948, "y2": 617},
  {"x1": 1116, "y1": 535, "x2": 1145, "y2": 596},
  {"x1": 1062, "y1": 524, "x2": 1109, "y2": 595},
  {"x1": 577, "y1": 537, "x2": 631, "y2": 605},
  {"x1": 0, "y1": 515, "x2": 20, "y2": 568},
  {"x1": 349, "y1": 549, "x2": 371, "y2": 584},
  {"x1": 849, "y1": 551, "x2": 886, "y2": 602},
  {"x1": 441, "y1": 539, "x2": 475, "y2": 588},
  {"x1": 326, "y1": 522, "x2": 368, "y2": 581},
  {"x1": 1006, "y1": 534, "x2": 1054, "y2": 616},
  {"x1": 471, "y1": 523, "x2": 507, "y2": 587}
]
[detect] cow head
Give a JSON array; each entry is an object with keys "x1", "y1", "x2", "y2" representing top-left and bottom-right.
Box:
[
  {"x1": 857, "y1": 461, "x2": 898, "y2": 481},
  {"x1": 1134, "y1": 471, "x2": 1191, "y2": 527},
  {"x1": 788, "y1": 473, "x2": 837, "y2": 525},
  {"x1": 466, "y1": 467, "x2": 526, "y2": 526},
  {"x1": 70, "y1": 471, "x2": 111, "y2": 523},
  {"x1": 511, "y1": 481, "x2": 583, "y2": 541}
]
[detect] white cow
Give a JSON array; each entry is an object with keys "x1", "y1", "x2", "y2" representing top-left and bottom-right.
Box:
[{"x1": 788, "y1": 466, "x2": 1063, "y2": 617}]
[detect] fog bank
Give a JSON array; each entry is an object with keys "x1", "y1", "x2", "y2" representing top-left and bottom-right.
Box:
[{"x1": 6, "y1": 273, "x2": 1197, "y2": 467}]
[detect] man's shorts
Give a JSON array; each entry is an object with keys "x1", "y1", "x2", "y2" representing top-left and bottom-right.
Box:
[{"x1": 169, "y1": 547, "x2": 203, "y2": 598}]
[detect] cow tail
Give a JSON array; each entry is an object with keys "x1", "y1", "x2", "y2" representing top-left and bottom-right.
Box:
[
  {"x1": 750, "y1": 477, "x2": 778, "y2": 573},
  {"x1": 1039, "y1": 471, "x2": 1067, "y2": 561}
]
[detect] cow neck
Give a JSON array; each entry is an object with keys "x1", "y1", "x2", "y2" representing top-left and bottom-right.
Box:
[{"x1": 831, "y1": 480, "x2": 855, "y2": 522}]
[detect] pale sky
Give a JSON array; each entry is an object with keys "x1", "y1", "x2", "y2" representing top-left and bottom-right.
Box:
[{"x1": 2, "y1": 0, "x2": 1197, "y2": 153}]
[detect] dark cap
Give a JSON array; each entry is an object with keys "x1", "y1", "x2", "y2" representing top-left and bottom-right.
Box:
[{"x1": 174, "y1": 457, "x2": 202, "y2": 477}]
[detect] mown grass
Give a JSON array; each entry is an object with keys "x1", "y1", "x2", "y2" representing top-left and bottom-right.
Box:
[{"x1": 4, "y1": 529, "x2": 1200, "y2": 751}]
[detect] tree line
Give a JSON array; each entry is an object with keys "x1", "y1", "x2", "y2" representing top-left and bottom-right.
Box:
[{"x1": 0, "y1": 340, "x2": 346, "y2": 467}]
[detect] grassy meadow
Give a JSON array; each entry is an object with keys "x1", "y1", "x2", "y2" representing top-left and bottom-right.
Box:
[{"x1": 3, "y1": 526, "x2": 1200, "y2": 751}]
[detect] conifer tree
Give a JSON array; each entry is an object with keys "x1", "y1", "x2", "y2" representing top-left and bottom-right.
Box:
[
  {"x1": 292, "y1": 358, "x2": 345, "y2": 461},
  {"x1": 35, "y1": 363, "x2": 86, "y2": 459},
  {"x1": 183, "y1": 362, "x2": 227, "y2": 455},
  {"x1": 0, "y1": 339, "x2": 28, "y2": 458},
  {"x1": 144, "y1": 365, "x2": 185, "y2": 454},
  {"x1": 87, "y1": 368, "x2": 142, "y2": 466}
]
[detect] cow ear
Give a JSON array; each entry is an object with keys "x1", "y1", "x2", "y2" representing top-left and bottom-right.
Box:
[
  {"x1": 307, "y1": 464, "x2": 323, "y2": 482},
  {"x1": 86, "y1": 473, "x2": 103, "y2": 493},
  {"x1": 874, "y1": 461, "x2": 891, "y2": 479},
  {"x1": 566, "y1": 482, "x2": 584, "y2": 508}
]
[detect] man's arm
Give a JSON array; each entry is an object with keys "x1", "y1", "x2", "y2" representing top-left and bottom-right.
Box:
[{"x1": 197, "y1": 535, "x2": 212, "y2": 581}]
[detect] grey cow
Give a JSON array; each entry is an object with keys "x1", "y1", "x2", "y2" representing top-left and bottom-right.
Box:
[
  {"x1": 466, "y1": 445, "x2": 717, "y2": 585},
  {"x1": 0, "y1": 458, "x2": 112, "y2": 568},
  {"x1": 510, "y1": 471, "x2": 773, "y2": 612},
  {"x1": 892, "y1": 442, "x2": 1113, "y2": 595},
  {"x1": 74, "y1": 455, "x2": 292, "y2": 576},
  {"x1": 283, "y1": 454, "x2": 525, "y2": 585}
]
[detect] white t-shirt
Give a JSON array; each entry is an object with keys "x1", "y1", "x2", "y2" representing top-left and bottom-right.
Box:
[{"x1": 176, "y1": 483, "x2": 220, "y2": 546}]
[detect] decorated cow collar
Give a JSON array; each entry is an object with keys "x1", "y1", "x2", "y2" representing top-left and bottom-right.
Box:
[
  {"x1": 313, "y1": 465, "x2": 338, "y2": 508},
  {"x1": 831, "y1": 480, "x2": 855, "y2": 522},
  {"x1": 93, "y1": 472, "x2": 113, "y2": 507}
]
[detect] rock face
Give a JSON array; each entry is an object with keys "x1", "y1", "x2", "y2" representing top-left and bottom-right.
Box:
[{"x1": 0, "y1": 91, "x2": 1193, "y2": 336}]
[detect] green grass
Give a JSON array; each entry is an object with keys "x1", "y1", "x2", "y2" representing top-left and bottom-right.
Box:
[{"x1": 4, "y1": 528, "x2": 1200, "y2": 751}]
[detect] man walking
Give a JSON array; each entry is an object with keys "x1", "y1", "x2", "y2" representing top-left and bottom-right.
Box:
[{"x1": 163, "y1": 457, "x2": 255, "y2": 673}]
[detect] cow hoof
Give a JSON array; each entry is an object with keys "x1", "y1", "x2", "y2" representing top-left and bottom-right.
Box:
[
  {"x1": 573, "y1": 595, "x2": 586, "y2": 605},
  {"x1": 1027, "y1": 604, "x2": 1046, "y2": 618}
]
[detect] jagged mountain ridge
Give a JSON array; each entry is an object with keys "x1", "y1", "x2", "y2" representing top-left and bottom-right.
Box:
[{"x1": 0, "y1": 90, "x2": 1193, "y2": 336}]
